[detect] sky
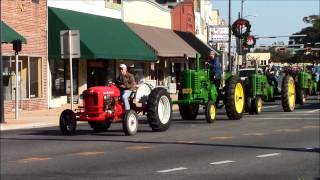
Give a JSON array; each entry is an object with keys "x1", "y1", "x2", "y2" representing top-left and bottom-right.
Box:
[{"x1": 212, "y1": 0, "x2": 320, "y2": 46}]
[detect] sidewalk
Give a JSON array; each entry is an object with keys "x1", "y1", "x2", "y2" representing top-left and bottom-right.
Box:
[
  {"x1": 0, "y1": 104, "x2": 179, "y2": 131},
  {"x1": 0, "y1": 105, "x2": 69, "y2": 131}
]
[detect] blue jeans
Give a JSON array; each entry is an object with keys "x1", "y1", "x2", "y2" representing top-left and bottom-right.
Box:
[{"x1": 122, "y1": 90, "x2": 132, "y2": 110}]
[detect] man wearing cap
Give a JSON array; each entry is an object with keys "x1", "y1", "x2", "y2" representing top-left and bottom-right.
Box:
[
  {"x1": 117, "y1": 64, "x2": 136, "y2": 110},
  {"x1": 206, "y1": 51, "x2": 222, "y2": 88}
]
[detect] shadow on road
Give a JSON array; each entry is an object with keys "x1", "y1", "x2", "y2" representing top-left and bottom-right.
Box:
[{"x1": 1, "y1": 136, "x2": 319, "y2": 154}]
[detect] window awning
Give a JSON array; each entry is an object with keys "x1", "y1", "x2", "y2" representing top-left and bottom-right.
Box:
[
  {"x1": 1, "y1": 21, "x2": 27, "y2": 43},
  {"x1": 174, "y1": 31, "x2": 219, "y2": 60},
  {"x1": 48, "y1": 7, "x2": 157, "y2": 61},
  {"x1": 127, "y1": 23, "x2": 197, "y2": 58}
]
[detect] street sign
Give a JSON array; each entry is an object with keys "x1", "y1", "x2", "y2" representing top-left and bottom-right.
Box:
[
  {"x1": 208, "y1": 26, "x2": 229, "y2": 42},
  {"x1": 60, "y1": 30, "x2": 80, "y2": 59}
]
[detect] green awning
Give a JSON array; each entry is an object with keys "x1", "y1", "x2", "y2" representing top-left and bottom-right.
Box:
[
  {"x1": 48, "y1": 7, "x2": 157, "y2": 61},
  {"x1": 1, "y1": 21, "x2": 26, "y2": 43}
]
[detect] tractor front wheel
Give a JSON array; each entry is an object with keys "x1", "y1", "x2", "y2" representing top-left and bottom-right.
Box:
[
  {"x1": 147, "y1": 88, "x2": 172, "y2": 132},
  {"x1": 178, "y1": 103, "x2": 199, "y2": 120},
  {"x1": 59, "y1": 109, "x2": 77, "y2": 135},
  {"x1": 205, "y1": 101, "x2": 216, "y2": 123},
  {"x1": 296, "y1": 88, "x2": 306, "y2": 105},
  {"x1": 122, "y1": 110, "x2": 138, "y2": 136},
  {"x1": 225, "y1": 76, "x2": 245, "y2": 120},
  {"x1": 281, "y1": 75, "x2": 296, "y2": 112},
  {"x1": 253, "y1": 96, "x2": 263, "y2": 114}
]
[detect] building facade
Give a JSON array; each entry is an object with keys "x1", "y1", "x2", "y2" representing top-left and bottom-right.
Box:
[
  {"x1": 47, "y1": 0, "x2": 124, "y2": 108},
  {"x1": 171, "y1": 0, "x2": 195, "y2": 34},
  {"x1": 246, "y1": 53, "x2": 271, "y2": 66},
  {"x1": 1, "y1": 0, "x2": 48, "y2": 113}
]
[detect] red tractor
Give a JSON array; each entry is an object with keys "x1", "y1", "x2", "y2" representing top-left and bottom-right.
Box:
[{"x1": 59, "y1": 83, "x2": 172, "y2": 136}]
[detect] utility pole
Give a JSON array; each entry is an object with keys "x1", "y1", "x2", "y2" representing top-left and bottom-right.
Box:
[
  {"x1": 0, "y1": 20, "x2": 4, "y2": 123},
  {"x1": 228, "y1": 0, "x2": 232, "y2": 72}
]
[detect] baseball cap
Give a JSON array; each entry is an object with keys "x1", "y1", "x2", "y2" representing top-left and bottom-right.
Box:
[{"x1": 120, "y1": 64, "x2": 127, "y2": 69}]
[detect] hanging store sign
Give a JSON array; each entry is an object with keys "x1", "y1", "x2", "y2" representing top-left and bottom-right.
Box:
[{"x1": 208, "y1": 26, "x2": 229, "y2": 43}]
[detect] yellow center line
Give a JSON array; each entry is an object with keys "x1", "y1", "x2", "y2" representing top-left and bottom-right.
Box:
[
  {"x1": 15, "y1": 157, "x2": 52, "y2": 164},
  {"x1": 274, "y1": 129, "x2": 301, "y2": 132},
  {"x1": 73, "y1": 151, "x2": 105, "y2": 156},
  {"x1": 244, "y1": 133, "x2": 266, "y2": 136},
  {"x1": 209, "y1": 136, "x2": 233, "y2": 140},
  {"x1": 126, "y1": 146, "x2": 152, "y2": 151}
]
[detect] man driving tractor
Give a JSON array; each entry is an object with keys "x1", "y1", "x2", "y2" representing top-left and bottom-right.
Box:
[
  {"x1": 117, "y1": 64, "x2": 136, "y2": 110},
  {"x1": 206, "y1": 51, "x2": 222, "y2": 89}
]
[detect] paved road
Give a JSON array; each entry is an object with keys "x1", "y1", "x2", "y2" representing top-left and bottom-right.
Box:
[{"x1": 1, "y1": 97, "x2": 319, "y2": 180}]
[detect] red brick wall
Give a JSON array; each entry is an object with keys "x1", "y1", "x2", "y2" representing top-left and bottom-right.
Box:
[
  {"x1": 171, "y1": 0, "x2": 195, "y2": 34},
  {"x1": 1, "y1": 0, "x2": 48, "y2": 113}
]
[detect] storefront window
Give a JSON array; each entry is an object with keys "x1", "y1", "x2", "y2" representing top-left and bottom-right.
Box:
[
  {"x1": 2, "y1": 56, "x2": 42, "y2": 100},
  {"x1": 30, "y1": 57, "x2": 42, "y2": 98},
  {"x1": 50, "y1": 59, "x2": 65, "y2": 97},
  {"x1": 129, "y1": 63, "x2": 145, "y2": 84},
  {"x1": 50, "y1": 59, "x2": 78, "y2": 97},
  {"x1": 87, "y1": 60, "x2": 115, "y2": 88}
]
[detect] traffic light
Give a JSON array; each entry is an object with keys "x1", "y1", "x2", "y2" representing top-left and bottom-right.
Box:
[{"x1": 12, "y1": 39, "x2": 22, "y2": 53}]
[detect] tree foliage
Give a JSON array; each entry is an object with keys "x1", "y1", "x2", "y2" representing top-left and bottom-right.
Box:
[
  {"x1": 290, "y1": 15, "x2": 320, "y2": 46},
  {"x1": 289, "y1": 15, "x2": 320, "y2": 63}
]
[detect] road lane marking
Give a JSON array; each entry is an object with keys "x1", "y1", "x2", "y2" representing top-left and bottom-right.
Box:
[
  {"x1": 126, "y1": 146, "x2": 152, "y2": 151},
  {"x1": 210, "y1": 160, "x2": 234, "y2": 165},
  {"x1": 244, "y1": 133, "x2": 265, "y2": 136},
  {"x1": 16, "y1": 157, "x2": 52, "y2": 163},
  {"x1": 157, "y1": 167, "x2": 188, "y2": 173},
  {"x1": 263, "y1": 105, "x2": 279, "y2": 109},
  {"x1": 74, "y1": 151, "x2": 105, "y2": 156},
  {"x1": 278, "y1": 113, "x2": 319, "y2": 115},
  {"x1": 274, "y1": 129, "x2": 301, "y2": 132},
  {"x1": 209, "y1": 136, "x2": 233, "y2": 140},
  {"x1": 306, "y1": 109, "x2": 320, "y2": 113},
  {"x1": 303, "y1": 125, "x2": 320, "y2": 129},
  {"x1": 256, "y1": 153, "x2": 280, "y2": 158},
  {"x1": 176, "y1": 141, "x2": 195, "y2": 144}
]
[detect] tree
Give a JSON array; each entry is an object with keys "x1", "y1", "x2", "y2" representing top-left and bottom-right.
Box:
[
  {"x1": 289, "y1": 15, "x2": 320, "y2": 63},
  {"x1": 290, "y1": 15, "x2": 320, "y2": 46}
]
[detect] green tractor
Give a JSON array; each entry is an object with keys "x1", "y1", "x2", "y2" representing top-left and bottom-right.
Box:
[
  {"x1": 296, "y1": 70, "x2": 319, "y2": 105},
  {"x1": 173, "y1": 54, "x2": 245, "y2": 123},
  {"x1": 244, "y1": 67, "x2": 296, "y2": 114}
]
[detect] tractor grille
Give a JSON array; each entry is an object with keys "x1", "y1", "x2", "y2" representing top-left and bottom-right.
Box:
[
  {"x1": 256, "y1": 77, "x2": 262, "y2": 91},
  {"x1": 192, "y1": 73, "x2": 200, "y2": 91},
  {"x1": 83, "y1": 92, "x2": 99, "y2": 108}
]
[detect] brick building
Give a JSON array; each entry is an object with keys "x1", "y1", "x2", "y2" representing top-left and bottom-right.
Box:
[{"x1": 1, "y1": 0, "x2": 48, "y2": 113}]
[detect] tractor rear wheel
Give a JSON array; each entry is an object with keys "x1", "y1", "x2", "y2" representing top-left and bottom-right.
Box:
[
  {"x1": 178, "y1": 104, "x2": 199, "y2": 120},
  {"x1": 89, "y1": 121, "x2": 111, "y2": 132},
  {"x1": 253, "y1": 96, "x2": 263, "y2": 114},
  {"x1": 225, "y1": 76, "x2": 245, "y2": 120},
  {"x1": 281, "y1": 75, "x2": 296, "y2": 112},
  {"x1": 205, "y1": 101, "x2": 216, "y2": 123},
  {"x1": 59, "y1": 109, "x2": 77, "y2": 135},
  {"x1": 296, "y1": 88, "x2": 306, "y2": 105},
  {"x1": 147, "y1": 87, "x2": 172, "y2": 132},
  {"x1": 122, "y1": 110, "x2": 138, "y2": 136}
]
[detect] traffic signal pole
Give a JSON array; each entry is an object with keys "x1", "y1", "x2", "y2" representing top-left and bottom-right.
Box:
[{"x1": 228, "y1": 0, "x2": 232, "y2": 72}]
